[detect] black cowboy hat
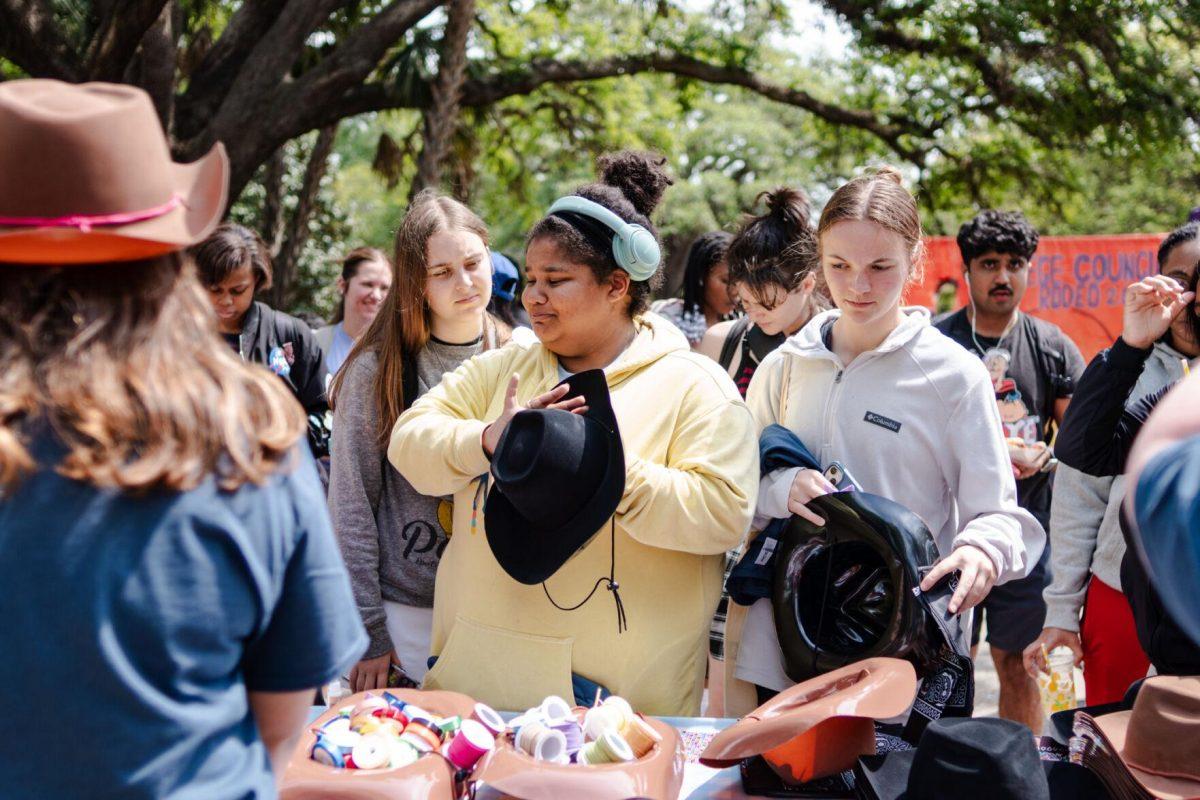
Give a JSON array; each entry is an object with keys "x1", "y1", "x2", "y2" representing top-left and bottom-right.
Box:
[
  {"x1": 485, "y1": 369, "x2": 625, "y2": 585},
  {"x1": 772, "y1": 492, "x2": 969, "y2": 683},
  {"x1": 854, "y1": 718, "x2": 1051, "y2": 800}
]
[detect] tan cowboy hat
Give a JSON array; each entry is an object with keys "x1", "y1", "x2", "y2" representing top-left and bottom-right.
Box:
[
  {"x1": 0, "y1": 79, "x2": 228, "y2": 264},
  {"x1": 1089, "y1": 676, "x2": 1200, "y2": 800},
  {"x1": 700, "y1": 657, "x2": 917, "y2": 785}
]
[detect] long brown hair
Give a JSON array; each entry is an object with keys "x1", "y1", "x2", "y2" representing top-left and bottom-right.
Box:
[
  {"x1": 330, "y1": 246, "x2": 391, "y2": 324},
  {"x1": 0, "y1": 255, "x2": 305, "y2": 493},
  {"x1": 330, "y1": 190, "x2": 505, "y2": 448}
]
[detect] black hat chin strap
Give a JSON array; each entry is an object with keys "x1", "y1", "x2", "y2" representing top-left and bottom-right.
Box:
[{"x1": 542, "y1": 517, "x2": 627, "y2": 634}]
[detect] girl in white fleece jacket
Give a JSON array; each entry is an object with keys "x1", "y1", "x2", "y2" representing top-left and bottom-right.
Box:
[{"x1": 730, "y1": 167, "x2": 1045, "y2": 699}]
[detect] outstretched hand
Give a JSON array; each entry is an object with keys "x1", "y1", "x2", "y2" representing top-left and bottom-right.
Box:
[
  {"x1": 1122, "y1": 276, "x2": 1196, "y2": 349},
  {"x1": 920, "y1": 544, "x2": 998, "y2": 614},
  {"x1": 482, "y1": 374, "x2": 589, "y2": 456}
]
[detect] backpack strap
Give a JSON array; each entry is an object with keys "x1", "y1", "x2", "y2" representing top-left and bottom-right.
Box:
[
  {"x1": 400, "y1": 348, "x2": 420, "y2": 411},
  {"x1": 1021, "y1": 314, "x2": 1073, "y2": 418},
  {"x1": 718, "y1": 316, "x2": 752, "y2": 371}
]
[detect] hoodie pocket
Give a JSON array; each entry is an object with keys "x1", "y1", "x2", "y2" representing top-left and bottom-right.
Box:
[{"x1": 422, "y1": 615, "x2": 575, "y2": 711}]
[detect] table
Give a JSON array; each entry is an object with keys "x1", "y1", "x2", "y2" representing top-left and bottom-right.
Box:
[
  {"x1": 657, "y1": 716, "x2": 745, "y2": 799},
  {"x1": 306, "y1": 708, "x2": 749, "y2": 799}
]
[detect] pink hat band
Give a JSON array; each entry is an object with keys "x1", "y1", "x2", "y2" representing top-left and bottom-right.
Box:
[{"x1": 0, "y1": 193, "x2": 183, "y2": 233}]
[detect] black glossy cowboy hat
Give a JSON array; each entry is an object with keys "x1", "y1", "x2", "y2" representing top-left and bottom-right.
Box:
[
  {"x1": 854, "y1": 718, "x2": 1051, "y2": 800},
  {"x1": 485, "y1": 369, "x2": 624, "y2": 585},
  {"x1": 772, "y1": 492, "x2": 968, "y2": 683}
]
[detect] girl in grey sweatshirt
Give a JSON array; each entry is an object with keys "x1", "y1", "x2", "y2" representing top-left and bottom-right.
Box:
[{"x1": 328, "y1": 192, "x2": 510, "y2": 692}]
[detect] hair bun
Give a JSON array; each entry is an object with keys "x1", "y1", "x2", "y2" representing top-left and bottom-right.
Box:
[
  {"x1": 762, "y1": 187, "x2": 812, "y2": 231},
  {"x1": 725, "y1": 185, "x2": 816, "y2": 281},
  {"x1": 872, "y1": 165, "x2": 904, "y2": 186},
  {"x1": 597, "y1": 151, "x2": 673, "y2": 218}
]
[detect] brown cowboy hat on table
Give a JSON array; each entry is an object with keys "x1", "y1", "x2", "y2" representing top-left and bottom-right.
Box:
[
  {"x1": 0, "y1": 79, "x2": 228, "y2": 264},
  {"x1": 700, "y1": 657, "x2": 917, "y2": 785},
  {"x1": 1073, "y1": 676, "x2": 1200, "y2": 800}
]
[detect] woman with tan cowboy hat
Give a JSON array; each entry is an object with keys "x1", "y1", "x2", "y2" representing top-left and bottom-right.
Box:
[{"x1": 0, "y1": 80, "x2": 366, "y2": 797}]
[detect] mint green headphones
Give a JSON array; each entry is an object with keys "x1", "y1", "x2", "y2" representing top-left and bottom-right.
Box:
[{"x1": 547, "y1": 195, "x2": 661, "y2": 281}]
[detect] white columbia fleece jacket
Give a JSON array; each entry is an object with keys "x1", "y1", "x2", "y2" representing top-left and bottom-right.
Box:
[{"x1": 731, "y1": 307, "x2": 1045, "y2": 695}]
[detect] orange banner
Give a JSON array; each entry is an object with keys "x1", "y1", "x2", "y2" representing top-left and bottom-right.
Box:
[{"x1": 908, "y1": 234, "x2": 1167, "y2": 360}]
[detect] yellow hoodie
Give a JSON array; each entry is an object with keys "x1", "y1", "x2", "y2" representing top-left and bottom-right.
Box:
[{"x1": 388, "y1": 314, "x2": 757, "y2": 715}]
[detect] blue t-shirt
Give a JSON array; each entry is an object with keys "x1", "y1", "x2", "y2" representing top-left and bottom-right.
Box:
[
  {"x1": 1134, "y1": 434, "x2": 1200, "y2": 648},
  {"x1": 0, "y1": 434, "x2": 367, "y2": 799},
  {"x1": 324, "y1": 322, "x2": 355, "y2": 377}
]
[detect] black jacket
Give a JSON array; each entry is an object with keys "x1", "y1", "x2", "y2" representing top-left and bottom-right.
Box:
[
  {"x1": 234, "y1": 301, "x2": 330, "y2": 456},
  {"x1": 1056, "y1": 336, "x2": 1200, "y2": 674},
  {"x1": 1055, "y1": 337, "x2": 1170, "y2": 475}
]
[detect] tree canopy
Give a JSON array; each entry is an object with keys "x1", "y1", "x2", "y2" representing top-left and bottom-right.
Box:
[{"x1": 3, "y1": 0, "x2": 1198, "y2": 314}]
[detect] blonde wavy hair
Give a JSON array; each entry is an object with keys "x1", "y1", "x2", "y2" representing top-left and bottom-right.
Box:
[{"x1": 0, "y1": 254, "x2": 306, "y2": 493}]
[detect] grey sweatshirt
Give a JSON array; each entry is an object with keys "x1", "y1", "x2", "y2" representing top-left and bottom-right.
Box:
[
  {"x1": 329, "y1": 338, "x2": 484, "y2": 658},
  {"x1": 1043, "y1": 340, "x2": 1191, "y2": 631}
]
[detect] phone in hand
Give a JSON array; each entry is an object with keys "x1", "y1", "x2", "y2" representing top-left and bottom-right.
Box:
[{"x1": 823, "y1": 461, "x2": 861, "y2": 492}]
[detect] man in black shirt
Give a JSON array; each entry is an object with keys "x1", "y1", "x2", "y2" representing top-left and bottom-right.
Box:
[{"x1": 935, "y1": 210, "x2": 1084, "y2": 731}]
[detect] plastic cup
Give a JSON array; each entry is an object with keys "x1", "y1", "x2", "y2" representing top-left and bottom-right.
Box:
[{"x1": 1036, "y1": 645, "x2": 1077, "y2": 715}]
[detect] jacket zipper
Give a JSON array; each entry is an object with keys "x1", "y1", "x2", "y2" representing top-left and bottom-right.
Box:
[
  {"x1": 820, "y1": 351, "x2": 883, "y2": 463},
  {"x1": 820, "y1": 366, "x2": 845, "y2": 464}
]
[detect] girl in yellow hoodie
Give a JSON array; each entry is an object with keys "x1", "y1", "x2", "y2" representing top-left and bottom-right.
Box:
[{"x1": 388, "y1": 152, "x2": 758, "y2": 715}]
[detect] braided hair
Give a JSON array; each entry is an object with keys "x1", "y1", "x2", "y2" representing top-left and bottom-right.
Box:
[{"x1": 680, "y1": 231, "x2": 734, "y2": 317}]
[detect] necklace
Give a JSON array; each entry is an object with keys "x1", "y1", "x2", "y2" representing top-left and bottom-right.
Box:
[
  {"x1": 427, "y1": 338, "x2": 480, "y2": 378},
  {"x1": 969, "y1": 308, "x2": 1019, "y2": 357},
  {"x1": 426, "y1": 318, "x2": 491, "y2": 378}
]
